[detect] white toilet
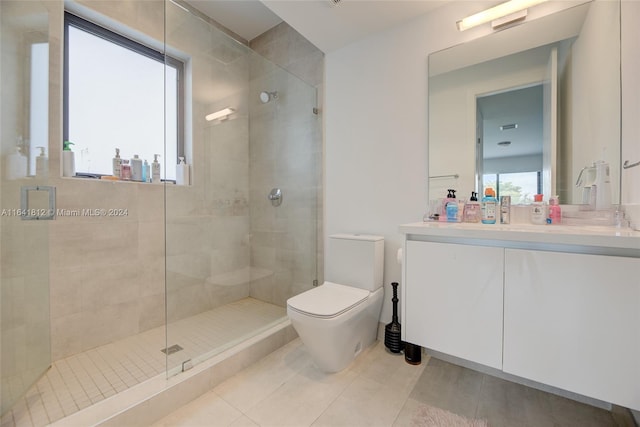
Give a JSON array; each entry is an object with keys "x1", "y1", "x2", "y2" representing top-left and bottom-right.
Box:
[{"x1": 287, "y1": 234, "x2": 384, "y2": 373}]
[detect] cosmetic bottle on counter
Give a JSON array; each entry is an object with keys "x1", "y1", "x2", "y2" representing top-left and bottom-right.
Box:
[
  {"x1": 112, "y1": 148, "x2": 122, "y2": 178},
  {"x1": 176, "y1": 157, "x2": 190, "y2": 186},
  {"x1": 445, "y1": 189, "x2": 459, "y2": 222},
  {"x1": 131, "y1": 154, "x2": 143, "y2": 181},
  {"x1": 152, "y1": 154, "x2": 161, "y2": 183},
  {"x1": 500, "y1": 196, "x2": 511, "y2": 224},
  {"x1": 35, "y1": 146, "x2": 48, "y2": 178},
  {"x1": 121, "y1": 159, "x2": 131, "y2": 180},
  {"x1": 481, "y1": 187, "x2": 497, "y2": 224},
  {"x1": 440, "y1": 189, "x2": 456, "y2": 221},
  {"x1": 62, "y1": 140, "x2": 75, "y2": 177},
  {"x1": 530, "y1": 194, "x2": 547, "y2": 224},
  {"x1": 463, "y1": 192, "x2": 481, "y2": 223},
  {"x1": 548, "y1": 195, "x2": 561, "y2": 224},
  {"x1": 143, "y1": 160, "x2": 151, "y2": 183}
]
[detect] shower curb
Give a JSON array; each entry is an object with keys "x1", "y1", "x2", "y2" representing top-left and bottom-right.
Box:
[{"x1": 48, "y1": 320, "x2": 297, "y2": 427}]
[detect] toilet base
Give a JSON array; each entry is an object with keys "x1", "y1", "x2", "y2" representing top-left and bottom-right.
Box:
[{"x1": 288, "y1": 287, "x2": 384, "y2": 373}]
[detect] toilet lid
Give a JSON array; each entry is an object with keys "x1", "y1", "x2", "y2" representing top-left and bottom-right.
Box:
[{"x1": 287, "y1": 282, "x2": 369, "y2": 318}]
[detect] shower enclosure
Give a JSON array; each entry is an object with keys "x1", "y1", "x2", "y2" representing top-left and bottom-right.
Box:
[{"x1": 1, "y1": 1, "x2": 321, "y2": 425}]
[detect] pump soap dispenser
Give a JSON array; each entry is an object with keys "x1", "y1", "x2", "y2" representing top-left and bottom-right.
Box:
[
  {"x1": 152, "y1": 154, "x2": 161, "y2": 183},
  {"x1": 176, "y1": 157, "x2": 190, "y2": 186},
  {"x1": 463, "y1": 191, "x2": 481, "y2": 223},
  {"x1": 62, "y1": 141, "x2": 75, "y2": 177},
  {"x1": 112, "y1": 148, "x2": 122, "y2": 178},
  {"x1": 445, "y1": 189, "x2": 459, "y2": 222}
]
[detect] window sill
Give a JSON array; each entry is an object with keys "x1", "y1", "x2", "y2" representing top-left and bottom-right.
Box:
[{"x1": 60, "y1": 175, "x2": 187, "y2": 186}]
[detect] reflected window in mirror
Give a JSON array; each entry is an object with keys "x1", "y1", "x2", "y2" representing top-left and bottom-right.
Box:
[{"x1": 483, "y1": 171, "x2": 540, "y2": 204}]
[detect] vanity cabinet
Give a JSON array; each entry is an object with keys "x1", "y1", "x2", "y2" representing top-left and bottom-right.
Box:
[
  {"x1": 400, "y1": 222, "x2": 640, "y2": 410},
  {"x1": 503, "y1": 249, "x2": 640, "y2": 410},
  {"x1": 404, "y1": 240, "x2": 504, "y2": 369}
]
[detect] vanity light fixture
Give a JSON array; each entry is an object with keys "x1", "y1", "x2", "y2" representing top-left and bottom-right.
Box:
[
  {"x1": 456, "y1": 0, "x2": 548, "y2": 31},
  {"x1": 205, "y1": 107, "x2": 235, "y2": 121},
  {"x1": 500, "y1": 123, "x2": 518, "y2": 130},
  {"x1": 497, "y1": 141, "x2": 512, "y2": 146}
]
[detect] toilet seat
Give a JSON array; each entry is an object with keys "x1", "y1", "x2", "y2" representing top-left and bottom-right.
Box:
[{"x1": 287, "y1": 282, "x2": 369, "y2": 319}]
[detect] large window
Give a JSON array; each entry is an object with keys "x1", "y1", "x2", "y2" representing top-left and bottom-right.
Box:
[{"x1": 63, "y1": 12, "x2": 183, "y2": 180}]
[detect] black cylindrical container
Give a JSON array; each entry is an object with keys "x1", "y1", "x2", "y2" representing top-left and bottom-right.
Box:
[
  {"x1": 385, "y1": 282, "x2": 402, "y2": 353},
  {"x1": 404, "y1": 342, "x2": 422, "y2": 365}
]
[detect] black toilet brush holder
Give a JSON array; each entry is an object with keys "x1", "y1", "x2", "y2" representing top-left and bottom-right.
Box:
[{"x1": 384, "y1": 282, "x2": 403, "y2": 353}]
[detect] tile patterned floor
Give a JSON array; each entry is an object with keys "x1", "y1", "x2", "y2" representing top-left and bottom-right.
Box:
[
  {"x1": 152, "y1": 339, "x2": 634, "y2": 427},
  {"x1": 1, "y1": 298, "x2": 285, "y2": 427}
]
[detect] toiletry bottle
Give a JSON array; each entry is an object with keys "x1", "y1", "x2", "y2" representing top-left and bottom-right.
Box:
[
  {"x1": 35, "y1": 146, "x2": 48, "y2": 178},
  {"x1": 131, "y1": 154, "x2": 143, "y2": 181},
  {"x1": 445, "y1": 189, "x2": 458, "y2": 222},
  {"x1": 121, "y1": 159, "x2": 131, "y2": 180},
  {"x1": 112, "y1": 148, "x2": 122, "y2": 178},
  {"x1": 500, "y1": 196, "x2": 511, "y2": 224},
  {"x1": 548, "y1": 195, "x2": 561, "y2": 224},
  {"x1": 440, "y1": 189, "x2": 456, "y2": 221},
  {"x1": 62, "y1": 140, "x2": 75, "y2": 177},
  {"x1": 481, "y1": 187, "x2": 497, "y2": 224},
  {"x1": 143, "y1": 160, "x2": 151, "y2": 183},
  {"x1": 530, "y1": 194, "x2": 546, "y2": 224},
  {"x1": 463, "y1": 191, "x2": 481, "y2": 223},
  {"x1": 5, "y1": 145, "x2": 28, "y2": 180},
  {"x1": 457, "y1": 199, "x2": 465, "y2": 222},
  {"x1": 176, "y1": 156, "x2": 190, "y2": 185},
  {"x1": 152, "y1": 154, "x2": 161, "y2": 183}
]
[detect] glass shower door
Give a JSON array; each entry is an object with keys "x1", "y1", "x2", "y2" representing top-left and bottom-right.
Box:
[
  {"x1": 163, "y1": 0, "x2": 319, "y2": 375},
  {"x1": 1, "y1": 0, "x2": 52, "y2": 415}
]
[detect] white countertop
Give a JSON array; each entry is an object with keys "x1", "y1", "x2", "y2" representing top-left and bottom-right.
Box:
[{"x1": 399, "y1": 221, "x2": 640, "y2": 251}]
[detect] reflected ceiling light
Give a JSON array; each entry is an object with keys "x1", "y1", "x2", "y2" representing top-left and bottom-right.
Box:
[
  {"x1": 500, "y1": 123, "x2": 518, "y2": 130},
  {"x1": 456, "y1": 0, "x2": 548, "y2": 31},
  {"x1": 205, "y1": 107, "x2": 235, "y2": 121}
]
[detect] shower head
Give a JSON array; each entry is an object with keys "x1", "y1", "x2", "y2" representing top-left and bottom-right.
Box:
[{"x1": 259, "y1": 91, "x2": 278, "y2": 104}]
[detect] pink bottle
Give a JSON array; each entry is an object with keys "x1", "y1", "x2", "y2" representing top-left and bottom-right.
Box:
[{"x1": 548, "y1": 195, "x2": 561, "y2": 224}]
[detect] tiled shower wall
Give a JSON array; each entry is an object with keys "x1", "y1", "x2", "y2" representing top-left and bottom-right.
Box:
[
  {"x1": 47, "y1": 0, "x2": 256, "y2": 360},
  {"x1": 42, "y1": 2, "x2": 324, "y2": 361}
]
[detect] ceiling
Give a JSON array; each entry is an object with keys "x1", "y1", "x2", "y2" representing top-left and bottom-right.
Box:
[
  {"x1": 478, "y1": 85, "x2": 543, "y2": 160},
  {"x1": 185, "y1": 0, "x2": 448, "y2": 52}
]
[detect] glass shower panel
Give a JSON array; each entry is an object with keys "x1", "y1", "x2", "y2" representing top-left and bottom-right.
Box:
[
  {"x1": 247, "y1": 50, "x2": 319, "y2": 310},
  {"x1": 0, "y1": 1, "x2": 51, "y2": 415},
  {"x1": 164, "y1": 1, "x2": 318, "y2": 376}
]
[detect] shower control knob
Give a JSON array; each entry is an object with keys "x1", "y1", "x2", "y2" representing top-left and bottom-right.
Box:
[{"x1": 268, "y1": 188, "x2": 282, "y2": 206}]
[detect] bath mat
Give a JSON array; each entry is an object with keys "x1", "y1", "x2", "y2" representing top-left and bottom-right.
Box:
[{"x1": 410, "y1": 404, "x2": 489, "y2": 427}]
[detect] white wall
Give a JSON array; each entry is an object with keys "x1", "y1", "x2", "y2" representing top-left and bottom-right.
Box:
[
  {"x1": 569, "y1": 0, "x2": 621, "y2": 205},
  {"x1": 324, "y1": 1, "x2": 598, "y2": 323}
]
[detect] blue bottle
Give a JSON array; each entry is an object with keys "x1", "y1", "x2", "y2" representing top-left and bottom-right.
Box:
[
  {"x1": 481, "y1": 187, "x2": 497, "y2": 224},
  {"x1": 445, "y1": 189, "x2": 458, "y2": 222}
]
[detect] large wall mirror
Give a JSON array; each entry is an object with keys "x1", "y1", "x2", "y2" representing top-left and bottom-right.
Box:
[{"x1": 428, "y1": 0, "x2": 621, "y2": 206}]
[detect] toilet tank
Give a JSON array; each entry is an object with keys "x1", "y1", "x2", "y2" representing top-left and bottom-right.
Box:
[{"x1": 326, "y1": 234, "x2": 384, "y2": 292}]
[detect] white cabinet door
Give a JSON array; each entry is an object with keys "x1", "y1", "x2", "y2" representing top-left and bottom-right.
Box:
[
  {"x1": 404, "y1": 240, "x2": 504, "y2": 369},
  {"x1": 504, "y1": 249, "x2": 640, "y2": 410}
]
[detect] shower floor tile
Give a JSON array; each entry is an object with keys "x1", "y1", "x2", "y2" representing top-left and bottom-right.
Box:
[{"x1": 1, "y1": 298, "x2": 286, "y2": 427}]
